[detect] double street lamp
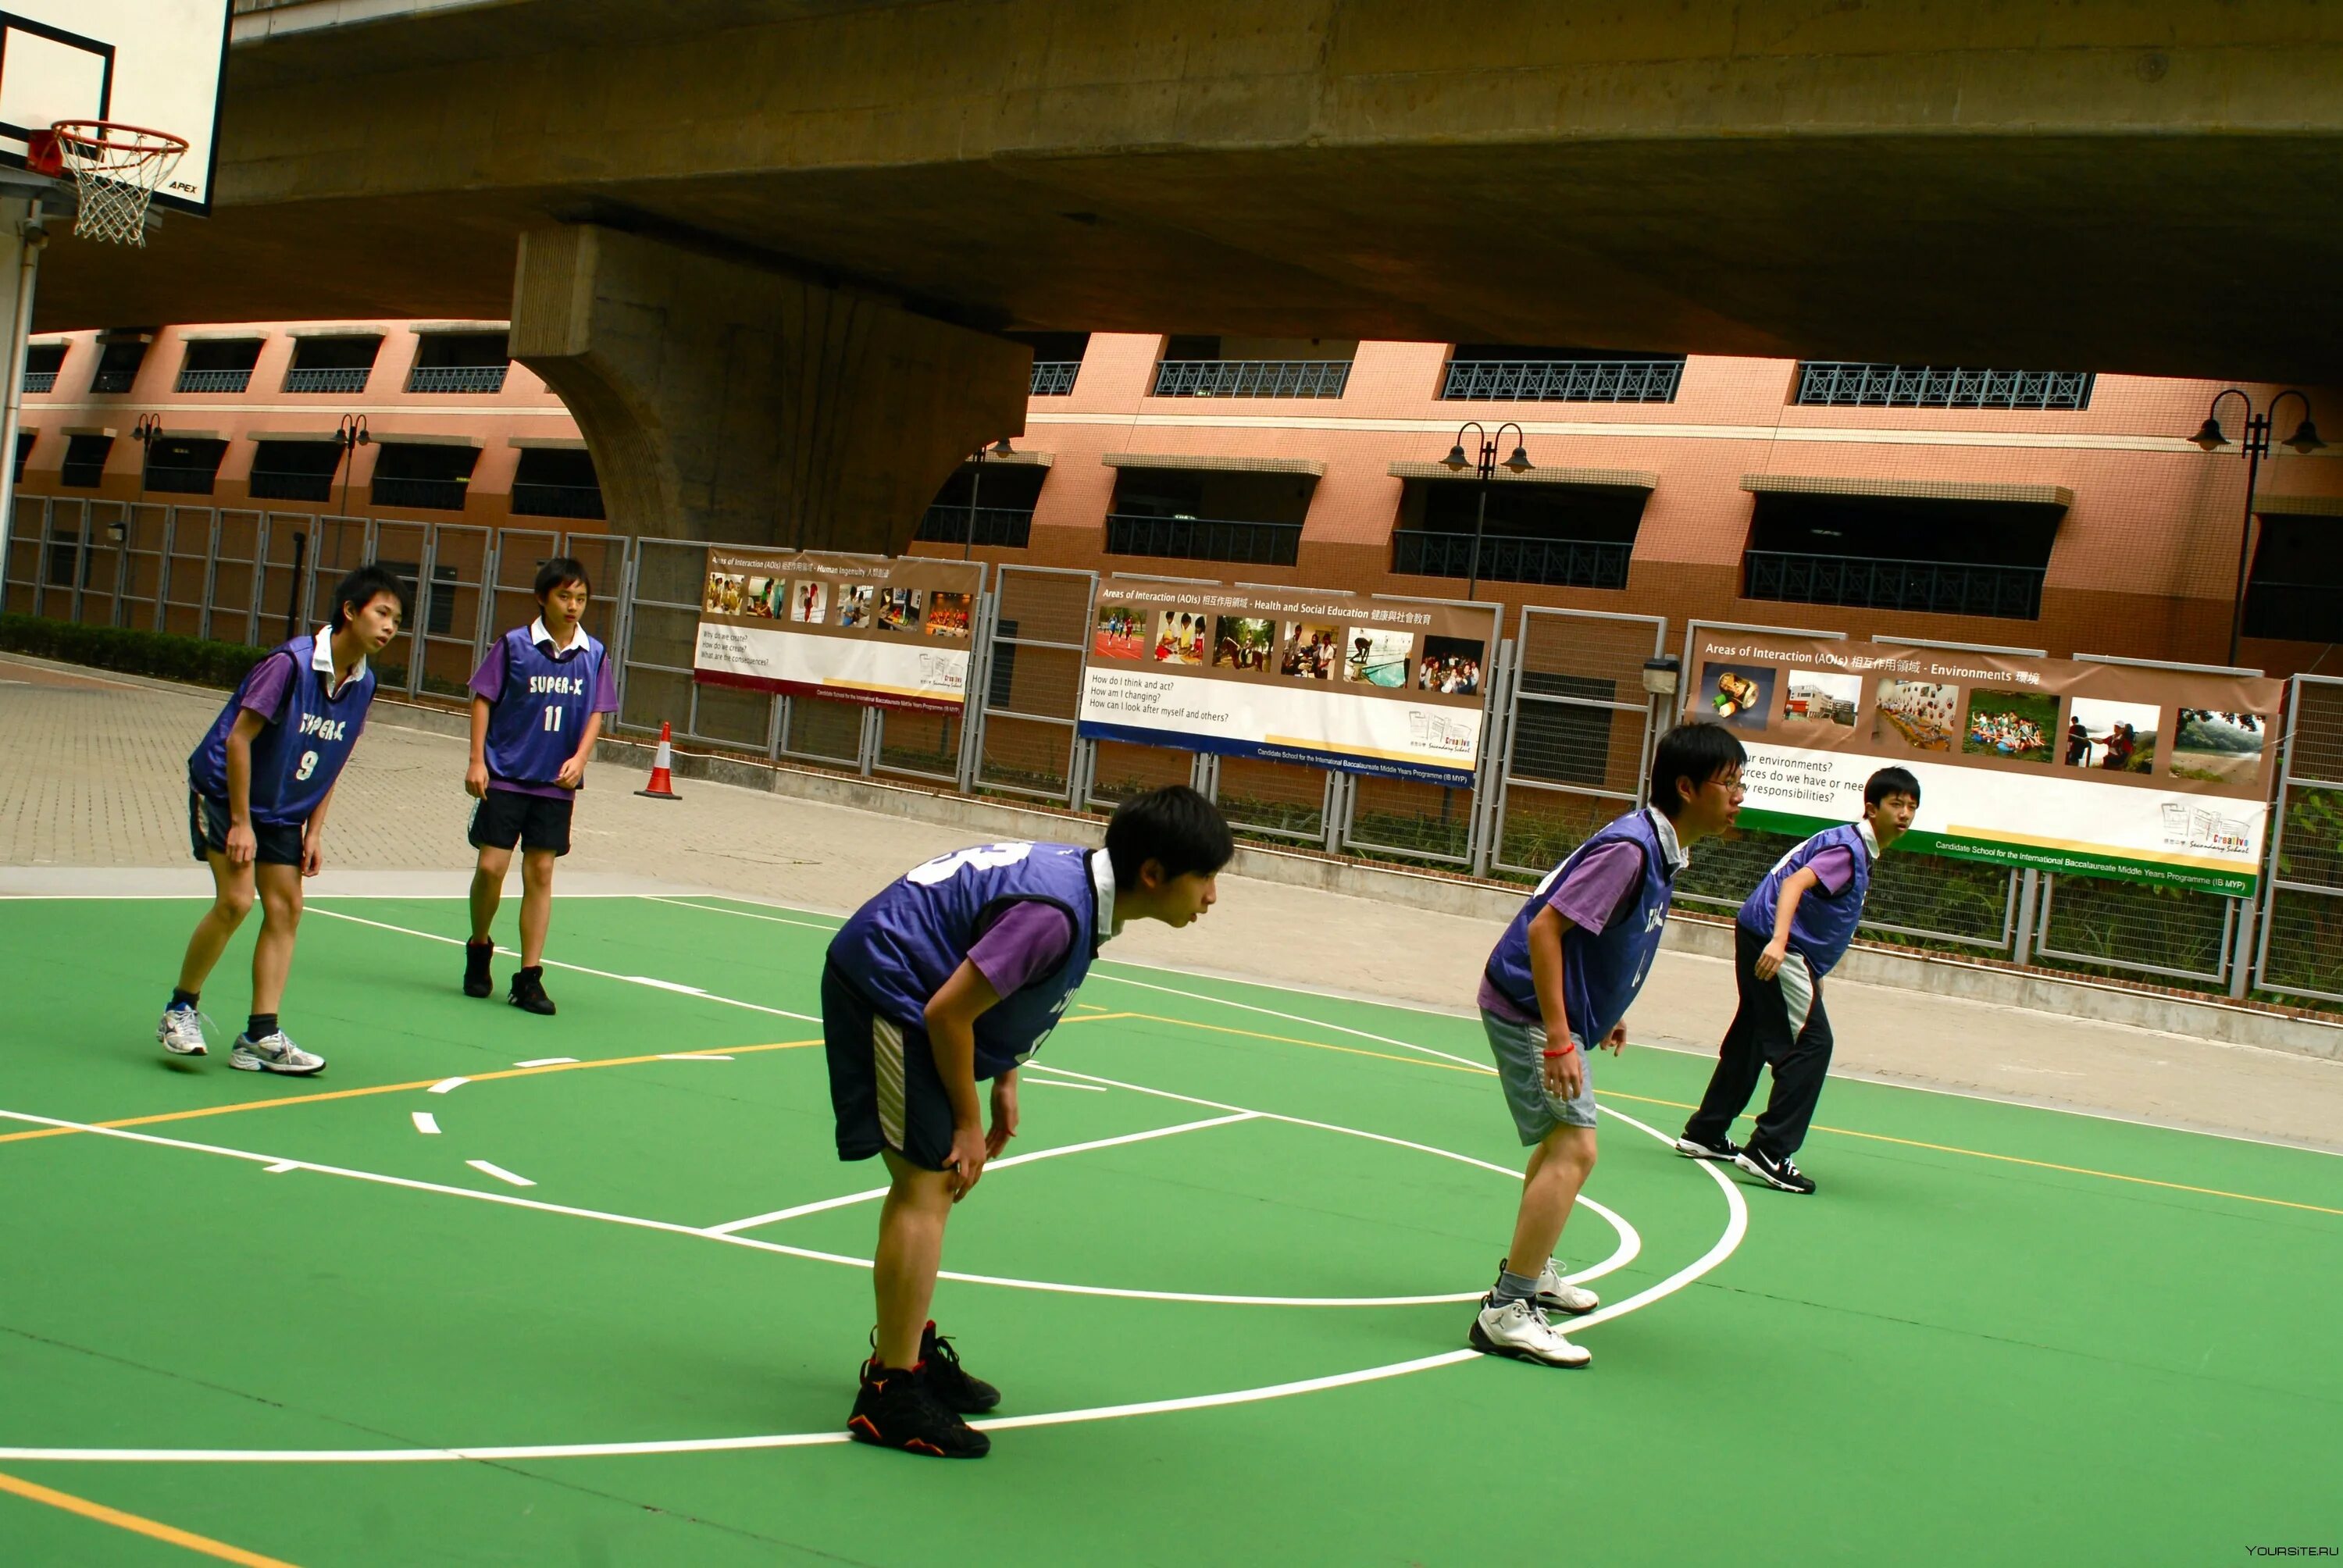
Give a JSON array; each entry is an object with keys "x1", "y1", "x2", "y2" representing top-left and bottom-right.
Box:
[
  {"x1": 2188, "y1": 390, "x2": 2324, "y2": 665},
  {"x1": 1439, "y1": 420, "x2": 1532, "y2": 600}
]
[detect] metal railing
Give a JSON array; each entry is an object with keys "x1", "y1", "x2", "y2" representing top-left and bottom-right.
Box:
[
  {"x1": 915, "y1": 505, "x2": 1033, "y2": 550},
  {"x1": 511, "y1": 482, "x2": 608, "y2": 521},
  {"x1": 1030, "y1": 362, "x2": 1080, "y2": 397},
  {"x1": 1104, "y1": 513, "x2": 1301, "y2": 566},
  {"x1": 248, "y1": 469, "x2": 337, "y2": 504},
  {"x1": 1441, "y1": 358, "x2": 1683, "y2": 402},
  {"x1": 1393, "y1": 529, "x2": 1630, "y2": 590},
  {"x1": 1149, "y1": 359, "x2": 1351, "y2": 398},
  {"x1": 284, "y1": 366, "x2": 371, "y2": 394},
  {"x1": 143, "y1": 464, "x2": 224, "y2": 496},
  {"x1": 1794, "y1": 362, "x2": 2095, "y2": 410},
  {"x1": 371, "y1": 476, "x2": 471, "y2": 511},
  {"x1": 1744, "y1": 550, "x2": 2045, "y2": 619},
  {"x1": 174, "y1": 369, "x2": 253, "y2": 394},
  {"x1": 405, "y1": 365, "x2": 508, "y2": 394},
  {"x1": 22, "y1": 370, "x2": 55, "y2": 394},
  {"x1": 2241, "y1": 582, "x2": 2340, "y2": 644}
]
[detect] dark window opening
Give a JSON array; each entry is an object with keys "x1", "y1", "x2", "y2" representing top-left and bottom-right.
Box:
[
  {"x1": 90, "y1": 340, "x2": 148, "y2": 394},
  {"x1": 371, "y1": 443, "x2": 480, "y2": 511},
  {"x1": 176, "y1": 339, "x2": 263, "y2": 394},
  {"x1": 1793, "y1": 362, "x2": 2094, "y2": 410},
  {"x1": 986, "y1": 621, "x2": 1019, "y2": 710},
  {"x1": 1742, "y1": 492, "x2": 2061, "y2": 620},
  {"x1": 145, "y1": 437, "x2": 230, "y2": 496},
  {"x1": 1006, "y1": 332, "x2": 1089, "y2": 396},
  {"x1": 61, "y1": 434, "x2": 113, "y2": 488},
  {"x1": 2245, "y1": 513, "x2": 2343, "y2": 642},
  {"x1": 1104, "y1": 467, "x2": 1310, "y2": 565},
  {"x1": 1441, "y1": 345, "x2": 1684, "y2": 403},
  {"x1": 1152, "y1": 335, "x2": 1354, "y2": 398},
  {"x1": 23, "y1": 343, "x2": 64, "y2": 394},
  {"x1": 408, "y1": 331, "x2": 509, "y2": 393},
  {"x1": 510, "y1": 447, "x2": 606, "y2": 520},
  {"x1": 1393, "y1": 479, "x2": 1644, "y2": 590},
  {"x1": 13, "y1": 431, "x2": 33, "y2": 483},
  {"x1": 285, "y1": 335, "x2": 380, "y2": 394},
  {"x1": 918, "y1": 461, "x2": 1046, "y2": 549},
  {"x1": 248, "y1": 440, "x2": 348, "y2": 503}
]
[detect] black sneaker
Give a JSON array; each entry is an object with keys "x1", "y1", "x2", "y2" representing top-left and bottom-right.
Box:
[
  {"x1": 1674, "y1": 1131, "x2": 1741, "y2": 1162},
  {"x1": 847, "y1": 1362, "x2": 990, "y2": 1458},
  {"x1": 918, "y1": 1321, "x2": 1000, "y2": 1414},
  {"x1": 462, "y1": 940, "x2": 494, "y2": 1000},
  {"x1": 508, "y1": 967, "x2": 556, "y2": 1016},
  {"x1": 1735, "y1": 1146, "x2": 1817, "y2": 1194}
]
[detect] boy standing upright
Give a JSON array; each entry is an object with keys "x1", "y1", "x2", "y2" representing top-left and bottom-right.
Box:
[
  {"x1": 822, "y1": 786, "x2": 1233, "y2": 1459},
  {"x1": 461, "y1": 557, "x2": 619, "y2": 1014},
  {"x1": 1471, "y1": 723, "x2": 1747, "y2": 1369},
  {"x1": 157, "y1": 565, "x2": 408, "y2": 1074},
  {"x1": 1675, "y1": 767, "x2": 1920, "y2": 1194}
]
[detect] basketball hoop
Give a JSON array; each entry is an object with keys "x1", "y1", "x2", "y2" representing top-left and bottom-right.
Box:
[{"x1": 37, "y1": 121, "x2": 190, "y2": 248}]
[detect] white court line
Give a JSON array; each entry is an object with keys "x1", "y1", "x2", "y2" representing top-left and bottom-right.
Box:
[
  {"x1": 465, "y1": 1160, "x2": 535, "y2": 1188},
  {"x1": 0, "y1": 1101, "x2": 1740, "y2": 1463},
  {"x1": 706, "y1": 1114, "x2": 1257, "y2": 1234},
  {"x1": 428, "y1": 1078, "x2": 468, "y2": 1095},
  {"x1": 262, "y1": 1160, "x2": 298, "y2": 1174},
  {"x1": 515, "y1": 1057, "x2": 577, "y2": 1068},
  {"x1": 656, "y1": 1053, "x2": 733, "y2": 1062},
  {"x1": 411, "y1": 1113, "x2": 440, "y2": 1136},
  {"x1": 1021, "y1": 1079, "x2": 1108, "y2": 1092},
  {"x1": 643, "y1": 895, "x2": 840, "y2": 932},
  {"x1": 303, "y1": 907, "x2": 818, "y2": 1022}
]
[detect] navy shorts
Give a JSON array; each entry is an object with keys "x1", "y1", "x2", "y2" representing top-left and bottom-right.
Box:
[
  {"x1": 468, "y1": 789, "x2": 574, "y2": 856},
  {"x1": 823, "y1": 964, "x2": 955, "y2": 1171},
  {"x1": 187, "y1": 792, "x2": 304, "y2": 866}
]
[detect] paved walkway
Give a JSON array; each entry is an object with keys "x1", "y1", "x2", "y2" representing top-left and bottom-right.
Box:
[{"x1": 5, "y1": 652, "x2": 2341, "y2": 1156}]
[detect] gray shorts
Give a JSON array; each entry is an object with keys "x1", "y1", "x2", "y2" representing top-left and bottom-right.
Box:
[{"x1": 1481, "y1": 1008, "x2": 1600, "y2": 1145}]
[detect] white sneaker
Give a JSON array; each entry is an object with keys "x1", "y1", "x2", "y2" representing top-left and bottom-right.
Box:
[
  {"x1": 1535, "y1": 1258, "x2": 1600, "y2": 1316},
  {"x1": 1467, "y1": 1297, "x2": 1592, "y2": 1368},
  {"x1": 230, "y1": 1030, "x2": 326, "y2": 1077},
  {"x1": 156, "y1": 1006, "x2": 210, "y2": 1057}
]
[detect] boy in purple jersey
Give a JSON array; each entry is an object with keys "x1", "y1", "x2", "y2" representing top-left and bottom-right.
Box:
[
  {"x1": 1469, "y1": 722, "x2": 1745, "y2": 1370},
  {"x1": 156, "y1": 565, "x2": 407, "y2": 1076},
  {"x1": 825, "y1": 786, "x2": 1232, "y2": 1459},
  {"x1": 1677, "y1": 766, "x2": 1920, "y2": 1195},
  {"x1": 460, "y1": 557, "x2": 619, "y2": 1014}
]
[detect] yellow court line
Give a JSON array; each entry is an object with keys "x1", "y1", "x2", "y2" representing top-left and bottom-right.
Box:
[
  {"x1": 1112, "y1": 1010, "x2": 1492, "y2": 1076},
  {"x1": 0, "y1": 1039, "x2": 822, "y2": 1147},
  {"x1": 0, "y1": 1468, "x2": 302, "y2": 1568}
]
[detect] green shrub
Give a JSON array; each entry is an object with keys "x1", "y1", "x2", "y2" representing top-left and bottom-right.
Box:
[{"x1": 0, "y1": 613, "x2": 273, "y2": 690}]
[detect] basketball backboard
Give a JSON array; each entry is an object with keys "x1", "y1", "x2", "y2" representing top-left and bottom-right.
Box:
[{"x1": 0, "y1": 2, "x2": 230, "y2": 216}]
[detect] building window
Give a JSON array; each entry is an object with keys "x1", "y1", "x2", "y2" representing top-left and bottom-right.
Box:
[
  {"x1": 1006, "y1": 332, "x2": 1089, "y2": 397},
  {"x1": 1742, "y1": 492, "x2": 2060, "y2": 620},
  {"x1": 23, "y1": 343, "x2": 63, "y2": 394},
  {"x1": 175, "y1": 339, "x2": 264, "y2": 394},
  {"x1": 13, "y1": 431, "x2": 33, "y2": 482},
  {"x1": 510, "y1": 447, "x2": 606, "y2": 520},
  {"x1": 371, "y1": 442, "x2": 480, "y2": 511},
  {"x1": 1391, "y1": 479, "x2": 1644, "y2": 589},
  {"x1": 407, "y1": 331, "x2": 509, "y2": 394},
  {"x1": 284, "y1": 335, "x2": 380, "y2": 394},
  {"x1": 2244, "y1": 513, "x2": 2343, "y2": 642},
  {"x1": 1440, "y1": 346, "x2": 1684, "y2": 404},
  {"x1": 1104, "y1": 466, "x2": 1309, "y2": 566},
  {"x1": 89, "y1": 340, "x2": 148, "y2": 394},
  {"x1": 917, "y1": 461, "x2": 1045, "y2": 550},
  {"x1": 60, "y1": 434, "x2": 116, "y2": 489},
  {"x1": 1793, "y1": 362, "x2": 2095, "y2": 410},
  {"x1": 248, "y1": 440, "x2": 348, "y2": 504},
  {"x1": 145, "y1": 437, "x2": 231, "y2": 495},
  {"x1": 1150, "y1": 335, "x2": 1353, "y2": 399}
]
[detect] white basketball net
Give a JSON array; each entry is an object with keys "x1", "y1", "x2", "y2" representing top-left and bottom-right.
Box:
[{"x1": 52, "y1": 123, "x2": 189, "y2": 248}]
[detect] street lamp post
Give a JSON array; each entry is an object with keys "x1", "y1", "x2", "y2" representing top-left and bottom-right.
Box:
[
  {"x1": 1439, "y1": 420, "x2": 1532, "y2": 600},
  {"x1": 333, "y1": 413, "x2": 369, "y2": 519},
  {"x1": 962, "y1": 437, "x2": 1013, "y2": 561},
  {"x1": 2188, "y1": 390, "x2": 2324, "y2": 666}
]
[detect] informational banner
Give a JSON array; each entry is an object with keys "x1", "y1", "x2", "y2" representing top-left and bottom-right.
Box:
[
  {"x1": 1682, "y1": 631, "x2": 2283, "y2": 895},
  {"x1": 694, "y1": 549, "x2": 982, "y2": 713},
  {"x1": 1077, "y1": 583, "x2": 1500, "y2": 786}
]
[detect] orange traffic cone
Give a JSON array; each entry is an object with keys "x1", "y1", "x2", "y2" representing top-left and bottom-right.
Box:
[{"x1": 635, "y1": 722, "x2": 681, "y2": 800}]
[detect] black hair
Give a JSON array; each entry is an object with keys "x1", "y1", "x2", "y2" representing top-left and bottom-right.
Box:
[
  {"x1": 1104, "y1": 785, "x2": 1234, "y2": 890},
  {"x1": 330, "y1": 564, "x2": 408, "y2": 632},
  {"x1": 534, "y1": 556, "x2": 592, "y2": 598},
  {"x1": 1648, "y1": 722, "x2": 1746, "y2": 818},
  {"x1": 1864, "y1": 766, "x2": 1921, "y2": 808}
]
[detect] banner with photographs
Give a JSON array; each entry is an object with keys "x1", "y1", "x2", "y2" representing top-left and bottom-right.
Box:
[
  {"x1": 1079, "y1": 583, "x2": 1500, "y2": 786},
  {"x1": 1682, "y1": 631, "x2": 2283, "y2": 895},
  {"x1": 694, "y1": 549, "x2": 982, "y2": 713}
]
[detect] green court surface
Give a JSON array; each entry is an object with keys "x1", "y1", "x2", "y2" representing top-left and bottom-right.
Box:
[{"x1": 1, "y1": 892, "x2": 2338, "y2": 1566}]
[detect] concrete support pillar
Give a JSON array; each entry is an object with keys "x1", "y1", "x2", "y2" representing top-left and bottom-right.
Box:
[{"x1": 509, "y1": 223, "x2": 1029, "y2": 551}]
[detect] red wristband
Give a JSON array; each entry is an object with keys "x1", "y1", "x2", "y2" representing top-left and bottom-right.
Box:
[{"x1": 1541, "y1": 1045, "x2": 1577, "y2": 1059}]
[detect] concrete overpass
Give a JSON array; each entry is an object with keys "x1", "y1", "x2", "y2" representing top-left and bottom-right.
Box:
[{"x1": 34, "y1": 0, "x2": 2343, "y2": 551}]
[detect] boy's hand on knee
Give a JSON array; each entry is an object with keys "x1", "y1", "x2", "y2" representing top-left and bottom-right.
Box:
[
  {"x1": 945, "y1": 1123, "x2": 989, "y2": 1202},
  {"x1": 1542, "y1": 1040, "x2": 1585, "y2": 1103},
  {"x1": 226, "y1": 823, "x2": 256, "y2": 866}
]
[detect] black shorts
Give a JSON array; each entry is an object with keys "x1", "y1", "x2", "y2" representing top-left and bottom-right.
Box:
[
  {"x1": 468, "y1": 789, "x2": 575, "y2": 856},
  {"x1": 188, "y1": 792, "x2": 305, "y2": 866},
  {"x1": 823, "y1": 964, "x2": 955, "y2": 1171}
]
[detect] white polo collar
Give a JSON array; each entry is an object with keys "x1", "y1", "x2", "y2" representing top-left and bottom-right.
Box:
[
  {"x1": 1644, "y1": 804, "x2": 1689, "y2": 871},
  {"x1": 530, "y1": 616, "x2": 590, "y2": 655},
  {"x1": 311, "y1": 626, "x2": 367, "y2": 695},
  {"x1": 1090, "y1": 848, "x2": 1120, "y2": 942},
  {"x1": 1856, "y1": 818, "x2": 1881, "y2": 860}
]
